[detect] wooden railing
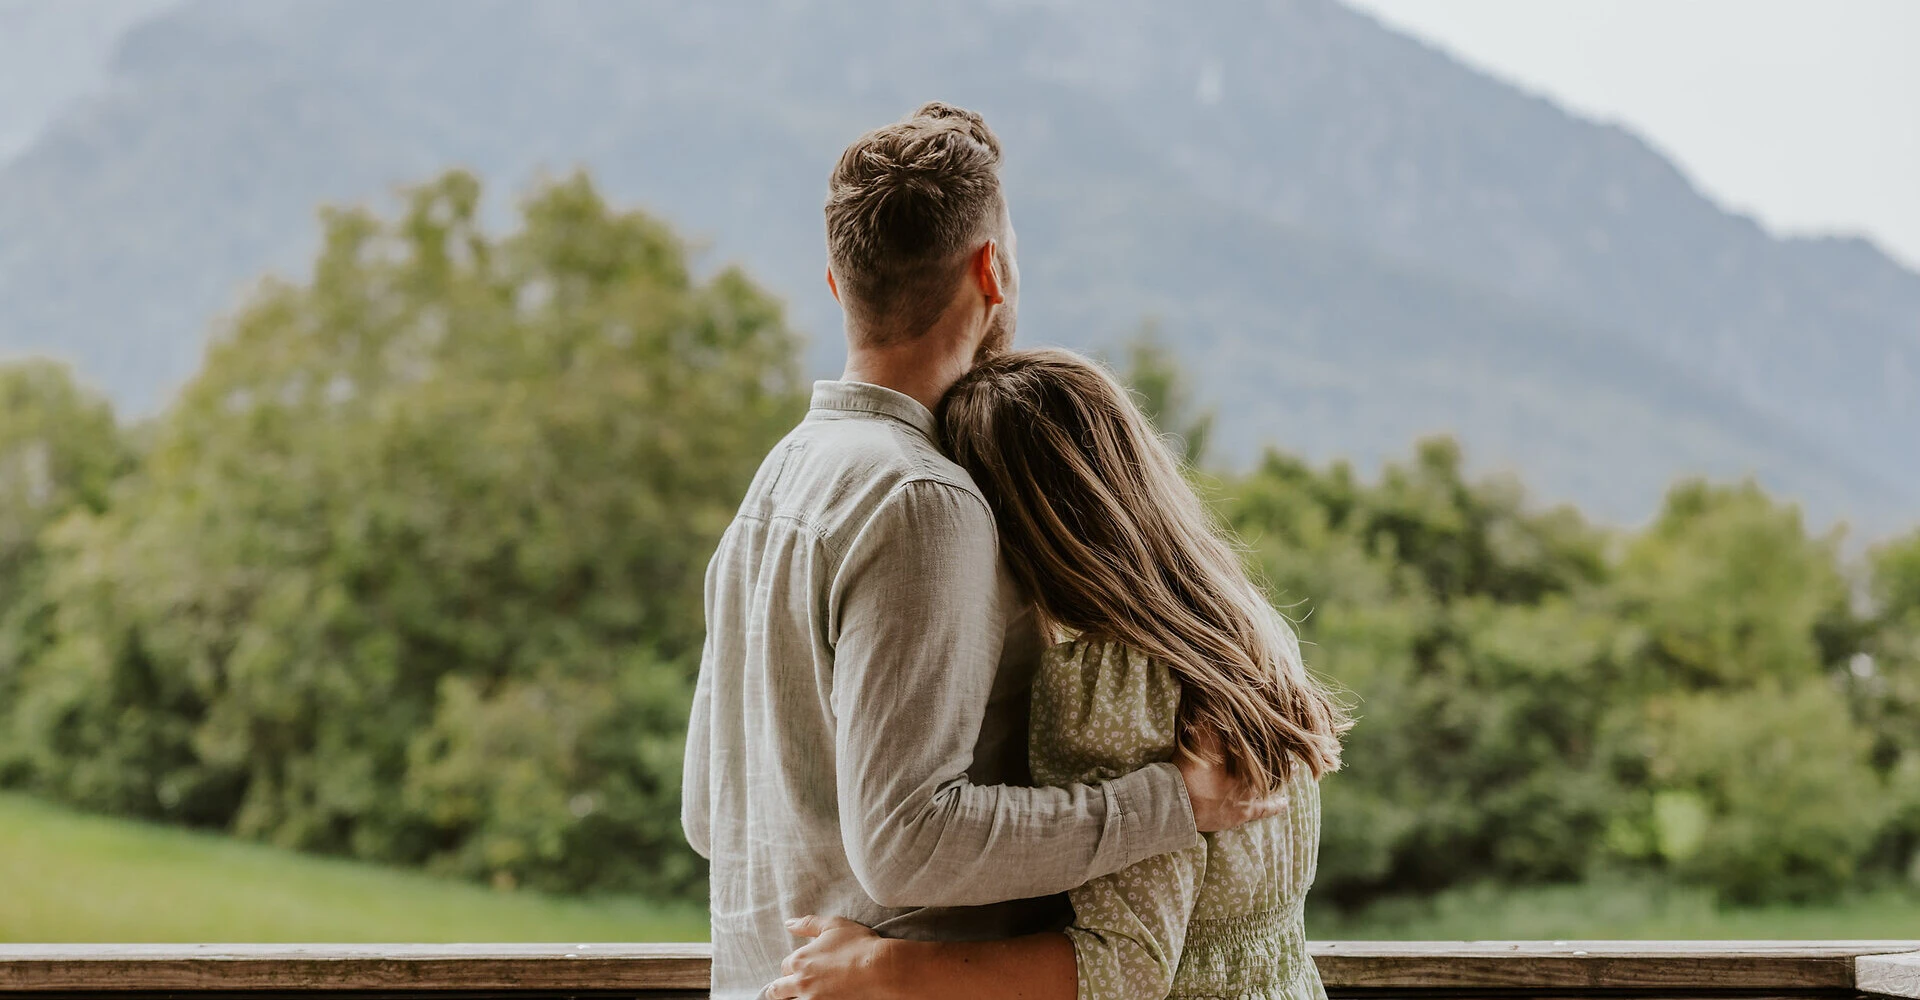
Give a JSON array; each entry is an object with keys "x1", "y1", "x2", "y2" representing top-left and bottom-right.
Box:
[{"x1": 3, "y1": 942, "x2": 1920, "y2": 997}]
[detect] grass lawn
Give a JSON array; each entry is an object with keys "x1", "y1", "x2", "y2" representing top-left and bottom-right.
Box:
[
  {"x1": 1307, "y1": 877, "x2": 1920, "y2": 940},
  {"x1": 0, "y1": 792, "x2": 706, "y2": 942},
  {"x1": 6, "y1": 790, "x2": 1918, "y2": 942}
]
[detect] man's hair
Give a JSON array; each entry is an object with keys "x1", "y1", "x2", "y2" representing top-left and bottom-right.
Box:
[{"x1": 825, "y1": 102, "x2": 1005, "y2": 345}]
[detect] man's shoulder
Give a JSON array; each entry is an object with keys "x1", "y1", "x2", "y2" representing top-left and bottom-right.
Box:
[
  {"x1": 794, "y1": 414, "x2": 988, "y2": 500},
  {"x1": 764, "y1": 417, "x2": 993, "y2": 547}
]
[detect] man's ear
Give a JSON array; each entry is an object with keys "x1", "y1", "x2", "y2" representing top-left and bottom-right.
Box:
[
  {"x1": 826, "y1": 267, "x2": 841, "y2": 302},
  {"x1": 974, "y1": 242, "x2": 1005, "y2": 305}
]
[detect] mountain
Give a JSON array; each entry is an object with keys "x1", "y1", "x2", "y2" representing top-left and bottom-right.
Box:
[
  {"x1": 0, "y1": 0, "x2": 1914, "y2": 530},
  {"x1": 0, "y1": 0, "x2": 179, "y2": 163}
]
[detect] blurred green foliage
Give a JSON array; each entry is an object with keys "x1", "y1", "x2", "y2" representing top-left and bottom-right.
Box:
[
  {"x1": 0, "y1": 362, "x2": 132, "y2": 782},
  {"x1": 1212, "y1": 433, "x2": 1920, "y2": 907},
  {"x1": 0, "y1": 171, "x2": 804, "y2": 896},
  {"x1": 0, "y1": 170, "x2": 1916, "y2": 909}
]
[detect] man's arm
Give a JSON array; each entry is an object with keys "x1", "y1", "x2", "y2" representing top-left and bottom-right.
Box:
[
  {"x1": 768, "y1": 841, "x2": 1208, "y2": 1000},
  {"x1": 828, "y1": 479, "x2": 1197, "y2": 908}
]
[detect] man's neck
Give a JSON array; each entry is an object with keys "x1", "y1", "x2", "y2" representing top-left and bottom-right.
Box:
[{"x1": 841, "y1": 338, "x2": 975, "y2": 415}]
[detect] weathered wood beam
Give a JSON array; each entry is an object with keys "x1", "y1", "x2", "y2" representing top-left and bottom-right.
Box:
[
  {"x1": 1859, "y1": 950, "x2": 1920, "y2": 998},
  {"x1": 3, "y1": 941, "x2": 1919, "y2": 994},
  {"x1": 1312, "y1": 939, "x2": 1920, "y2": 990},
  {"x1": 0, "y1": 944, "x2": 710, "y2": 992}
]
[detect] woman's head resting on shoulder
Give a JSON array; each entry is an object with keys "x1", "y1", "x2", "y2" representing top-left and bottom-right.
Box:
[{"x1": 939, "y1": 348, "x2": 1351, "y2": 793}]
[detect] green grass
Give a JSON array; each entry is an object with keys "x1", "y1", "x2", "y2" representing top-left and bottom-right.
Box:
[
  {"x1": 1308, "y1": 876, "x2": 1920, "y2": 940},
  {"x1": 7, "y1": 790, "x2": 1919, "y2": 942},
  {"x1": 0, "y1": 792, "x2": 706, "y2": 942}
]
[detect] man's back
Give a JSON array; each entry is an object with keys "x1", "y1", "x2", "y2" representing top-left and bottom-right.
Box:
[{"x1": 684, "y1": 381, "x2": 1063, "y2": 996}]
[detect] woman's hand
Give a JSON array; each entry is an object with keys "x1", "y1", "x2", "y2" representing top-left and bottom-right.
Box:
[{"x1": 764, "y1": 915, "x2": 901, "y2": 1000}]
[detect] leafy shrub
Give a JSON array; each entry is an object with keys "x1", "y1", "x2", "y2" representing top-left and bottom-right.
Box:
[
  {"x1": 1215, "y1": 439, "x2": 1906, "y2": 906},
  {"x1": 1607, "y1": 681, "x2": 1884, "y2": 902}
]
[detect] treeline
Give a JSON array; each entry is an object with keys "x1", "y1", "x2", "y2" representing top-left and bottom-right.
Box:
[
  {"x1": 0, "y1": 171, "x2": 804, "y2": 897},
  {"x1": 1127, "y1": 335, "x2": 1920, "y2": 904},
  {"x1": 2, "y1": 170, "x2": 1917, "y2": 906}
]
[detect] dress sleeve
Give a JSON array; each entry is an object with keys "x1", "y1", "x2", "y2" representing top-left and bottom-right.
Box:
[{"x1": 1031, "y1": 639, "x2": 1209, "y2": 1000}]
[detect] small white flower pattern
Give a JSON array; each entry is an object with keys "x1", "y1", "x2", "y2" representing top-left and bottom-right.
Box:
[{"x1": 1032, "y1": 637, "x2": 1327, "y2": 1000}]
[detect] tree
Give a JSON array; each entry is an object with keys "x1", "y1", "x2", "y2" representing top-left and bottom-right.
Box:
[
  {"x1": 0, "y1": 361, "x2": 128, "y2": 782},
  {"x1": 1857, "y1": 529, "x2": 1920, "y2": 884},
  {"x1": 1610, "y1": 480, "x2": 1853, "y2": 692},
  {"x1": 1607, "y1": 680, "x2": 1884, "y2": 903},
  {"x1": 1118, "y1": 322, "x2": 1215, "y2": 468},
  {"x1": 1216, "y1": 440, "x2": 1901, "y2": 905},
  {"x1": 10, "y1": 170, "x2": 804, "y2": 893},
  {"x1": 1219, "y1": 439, "x2": 1620, "y2": 903}
]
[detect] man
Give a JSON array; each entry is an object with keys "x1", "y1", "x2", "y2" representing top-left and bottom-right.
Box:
[{"x1": 680, "y1": 102, "x2": 1275, "y2": 1000}]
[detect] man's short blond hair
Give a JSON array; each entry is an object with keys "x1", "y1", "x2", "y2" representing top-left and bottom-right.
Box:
[{"x1": 825, "y1": 102, "x2": 1005, "y2": 345}]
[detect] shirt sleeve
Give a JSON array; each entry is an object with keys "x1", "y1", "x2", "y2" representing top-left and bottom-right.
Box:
[
  {"x1": 680, "y1": 645, "x2": 713, "y2": 860},
  {"x1": 680, "y1": 558, "x2": 721, "y2": 860},
  {"x1": 829, "y1": 479, "x2": 1199, "y2": 909},
  {"x1": 1036, "y1": 639, "x2": 1208, "y2": 1000}
]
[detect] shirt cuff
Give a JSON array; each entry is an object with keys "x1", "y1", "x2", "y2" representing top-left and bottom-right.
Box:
[{"x1": 1108, "y1": 761, "x2": 1201, "y2": 867}]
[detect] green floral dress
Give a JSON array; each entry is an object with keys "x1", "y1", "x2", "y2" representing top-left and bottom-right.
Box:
[{"x1": 1031, "y1": 635, "x2": 1326, "y2": 1000}]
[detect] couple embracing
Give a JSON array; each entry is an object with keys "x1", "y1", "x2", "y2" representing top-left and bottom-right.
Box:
[{"x1": 680, "y1": 102, "x2": 1351, "y2": 1000}]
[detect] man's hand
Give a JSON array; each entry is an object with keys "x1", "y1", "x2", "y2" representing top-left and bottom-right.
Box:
[
  {"x1": 764, "y1": 915, "x2": 900, "y2": 1000},
  {"x1": 1176, "y1": 745, "x2": 1287, "y2": 833}
]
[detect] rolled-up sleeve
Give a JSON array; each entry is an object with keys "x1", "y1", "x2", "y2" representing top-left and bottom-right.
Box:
[{"x1": 828, "y1": 479, "x2": 1198, "y2": 909}]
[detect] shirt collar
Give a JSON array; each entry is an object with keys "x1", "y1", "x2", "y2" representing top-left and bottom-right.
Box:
[{"x1": 809, "y1": 380, "x2": 940, "y2": 441}]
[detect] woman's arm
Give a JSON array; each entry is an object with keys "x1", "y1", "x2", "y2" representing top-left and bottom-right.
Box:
[
  {"x1": 1061, "y1": 838, "x2": 1208, "y2": 998},
  {"x1": 1039, "y1": 639, "x2": 1212, "y2": 999},
  {"x1": 766, "y1": 918, "x2": 1076, "y2": 1000}
]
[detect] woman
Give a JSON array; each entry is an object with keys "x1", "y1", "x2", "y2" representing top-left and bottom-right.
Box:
[{"x1": 772, "y1": 349, "x2": 1351, "y2": 1000}]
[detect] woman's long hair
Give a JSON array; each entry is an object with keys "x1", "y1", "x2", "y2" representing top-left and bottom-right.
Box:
[{"x1": 939, "y1": 348, "x2": 1350, "y2": 792}]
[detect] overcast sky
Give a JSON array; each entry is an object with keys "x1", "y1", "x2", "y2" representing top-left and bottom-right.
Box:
[{"x1": 1345, "y1": 0, "x2": 1920, "y2": 272}]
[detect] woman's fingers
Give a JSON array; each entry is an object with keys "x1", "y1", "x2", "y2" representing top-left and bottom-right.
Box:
[{"x1": 763, "y1": 973, "x2": 802, "y2": 999}]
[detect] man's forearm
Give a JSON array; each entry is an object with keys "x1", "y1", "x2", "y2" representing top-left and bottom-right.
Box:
[
  {"x1": 878, "y1": 932, "x2": 1076, "y2": 1000},
  {"x1": 846, "y1": 762, "x2": 1198, "y2": 907}
]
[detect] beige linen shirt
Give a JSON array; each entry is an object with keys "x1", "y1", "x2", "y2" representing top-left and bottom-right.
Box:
[{"x1": 681, "y1": 380, "x2": 1200, "y2": 1000}]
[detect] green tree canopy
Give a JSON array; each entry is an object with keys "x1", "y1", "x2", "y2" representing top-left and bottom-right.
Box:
[
  {"x1": 0, "y1": 361, "x2": 128, "y2": 780},
  {"x1": 6, "y1": 171, "x2": 804, "y2": 893},
  {"x1": 1206, "y1": 436, "x2": 1913, "y2": 906},
  {"x1": 3, "y1": 185, "x2": 1913, "y2": 908}
]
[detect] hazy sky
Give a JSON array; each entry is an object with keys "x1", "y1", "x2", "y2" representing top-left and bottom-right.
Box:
[{"x1": 1346, "y1": 0, "x2": 1920, "y2": 272}]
